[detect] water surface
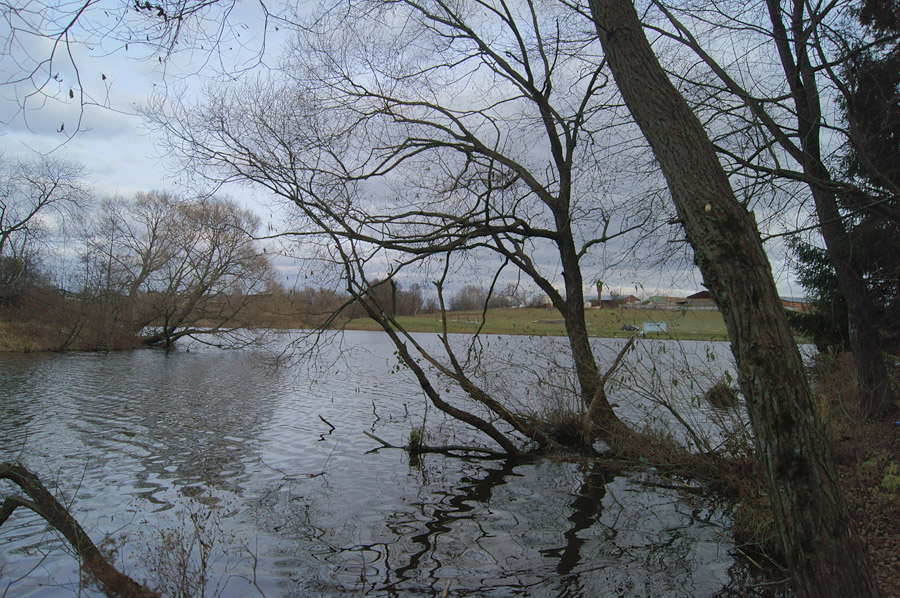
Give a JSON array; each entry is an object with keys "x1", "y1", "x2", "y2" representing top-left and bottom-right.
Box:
[{"x1": 1, "y1": 331, "x2": 766, "y2": 597}]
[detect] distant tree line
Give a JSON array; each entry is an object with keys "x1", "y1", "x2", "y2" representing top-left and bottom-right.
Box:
[
  {"x1": 345, "y1": 280, "x2": 549, "y2": 318},
  {"x1": 0, "y1": 161, "x2": 275, "y2": 350},
  {"x1": 1, "y1": 164, "x2": 551, "y2": 350},
  {"x1": 447, "y1": 283, "x2": 548, "y2": 311}
]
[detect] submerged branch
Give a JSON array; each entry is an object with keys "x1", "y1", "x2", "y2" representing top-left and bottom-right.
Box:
[
  {"x1": 0, "y1": 462, "x2": 159, "y2": 598},
  {"x1": 362, "y1": 431, "x2": 512, "y2": 459}
]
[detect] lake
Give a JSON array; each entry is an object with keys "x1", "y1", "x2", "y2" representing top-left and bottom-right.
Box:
[{"x1": 1, "y1": 330, "x2": 771, "y2": 597}]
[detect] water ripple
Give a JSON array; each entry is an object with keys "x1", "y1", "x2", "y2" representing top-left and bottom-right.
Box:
[{"x1": 1, "y1": 332, "x2": 770, "y2": 597}]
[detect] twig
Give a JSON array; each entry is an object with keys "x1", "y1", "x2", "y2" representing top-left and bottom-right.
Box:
[
  {"x1": 715, "y1": 527, "x2": 767, "y2": 571},
  {"x1": 635, "y1": 479, "x2": 704, "y2": 495},
  {"x1": 362, "y1": 430, "x2": 396, "y2": 448}
]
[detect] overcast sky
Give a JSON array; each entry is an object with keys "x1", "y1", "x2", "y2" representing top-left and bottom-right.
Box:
[
  {"x1": 0, "y1": 2, "x2": 807, "y2": 299},
  {"x1": 0, "y1": 1, "x2": 283, "y2": 198}
]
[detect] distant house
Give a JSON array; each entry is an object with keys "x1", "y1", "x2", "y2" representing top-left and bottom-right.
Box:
[
  {"x1": 586, "y1": 295, "x2": 614, "y2": 308},
  {"x1": 781, "y1": 297, "x2": 812, "y2": 312},
  {"x1": 647, "y1": 295, "x2": 685, "y2": 306},
  {"x1": 686, "y1": 290, "x2": 716, "y2": 307},
  {"x1": 586, "y1": 294, "x2": 642, "y2": 309}
]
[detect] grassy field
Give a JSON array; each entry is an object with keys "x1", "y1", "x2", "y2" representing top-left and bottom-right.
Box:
[{"x1": 344, "y1": 307, "x2": 730, "y2": 340}]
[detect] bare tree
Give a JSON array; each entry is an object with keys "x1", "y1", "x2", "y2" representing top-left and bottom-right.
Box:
[
  {"x1": 638, "y1": 0, "x2": 896, "y2": 417},
  {"x1": 0, "y1": 155, "x2": 86, "y2": 301},
  {"x1": 449, "y1": 285, "x2": 487, "y2": 312},
  {"x1": 0, "y1": 0, "x2": 276, "y2": 138},
  {"x1": 151, "y1": 0, "x2": 660, "y2": 448},
  {"x1": 351, "y1": 278, "x2": 425, "y2": 317},
  {"x1": 81, "y1": 191, "x2": 274, "y2": 349},
  {"x1": 587, "y1": 0, "x2": 878, "y2": 594}
]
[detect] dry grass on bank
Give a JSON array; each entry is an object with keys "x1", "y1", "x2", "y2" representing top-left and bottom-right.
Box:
[
  {"x1": 0, "y1": 320, "x2": 58, "y2": 352},
  {"x1": 815, "y1": 352, "x2": 900, "y2": 598}
]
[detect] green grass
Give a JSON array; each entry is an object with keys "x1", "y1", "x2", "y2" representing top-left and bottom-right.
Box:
[{"x1": 343, "y1": 307, "x2": 731, "y2": 341}]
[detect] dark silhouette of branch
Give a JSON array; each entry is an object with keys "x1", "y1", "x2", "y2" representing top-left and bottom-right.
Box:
[{"x1": 0, "y1": 462, "x2": 159, "y2": 598}]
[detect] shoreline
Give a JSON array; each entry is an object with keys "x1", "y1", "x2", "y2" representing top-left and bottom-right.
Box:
[{"x1": 3, "y1": 307, "x2": 817, "y2": 353}]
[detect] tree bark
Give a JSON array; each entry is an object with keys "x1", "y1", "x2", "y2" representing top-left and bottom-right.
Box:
[
  {"x1": 587, "y1": 1, "x2": 880, "y2": 595},
  {"x1": 804, "y1": 164, "x2": 892, "y2": 419},
  {"x1": 555, "y1": 229, "x2": 626, "y2": 438}
]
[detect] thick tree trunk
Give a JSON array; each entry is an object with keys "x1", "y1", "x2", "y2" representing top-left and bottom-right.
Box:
[
  {"x1": 808, "y1": 176, "x2": 893, "y2": 418},
  {"x1": 845, "y1": 281, "x2": 894, "y2": 417},
  {"x1": 587, "y1": 1, "x2": 880, "y2": 596}
]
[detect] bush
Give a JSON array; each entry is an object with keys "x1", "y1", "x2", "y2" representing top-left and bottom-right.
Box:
[
  {"x1": 703, "y1": 376, "x2": 740, "y2": 409},
  {"x1": 808, "y1": 352, "x2": 859, "y2": 443}
]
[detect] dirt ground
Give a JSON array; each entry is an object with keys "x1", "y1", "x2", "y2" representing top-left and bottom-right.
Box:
[{"x1": 834, "y1": 419, "x2": 900, "y2": 598}]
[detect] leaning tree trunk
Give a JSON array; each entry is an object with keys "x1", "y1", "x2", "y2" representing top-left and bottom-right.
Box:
[
  {"x1": 587, "y1": 1, "x2": 880, "y2": 596},
  {"x1": 0, "y1": 462, "x2": 159, "y2": 598}
]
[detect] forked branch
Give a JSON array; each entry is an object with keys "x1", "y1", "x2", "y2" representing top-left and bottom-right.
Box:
[{"x1": 583, "y1": 335, "x2": 636, "y2": 444}]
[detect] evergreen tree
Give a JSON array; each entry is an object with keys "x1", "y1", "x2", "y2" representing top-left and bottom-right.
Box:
[
  {"x1": 838, "y1": 0, "x2": 900, "y2": 352},
  {"x1": 786, "y1": 240, "x2": 850, "y2": 352}
]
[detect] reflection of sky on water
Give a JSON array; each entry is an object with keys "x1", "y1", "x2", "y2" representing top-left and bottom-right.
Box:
[
  {"x1": 1, "y1": 332, "x2": 778, "y2": 597},
  {"x1": 254, "y1": 456, "x2": 741, "y2": 597}
]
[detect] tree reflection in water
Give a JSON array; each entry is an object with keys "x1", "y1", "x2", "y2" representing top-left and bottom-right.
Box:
[
  {"x1": 382, "y1": 458, "x2": 522, "y2": 595},
  {"x1": 541, "y1": 460, "x2": 619, "y2": 576},
  {"x1": 1, "y1": 336, "x2": 780, "y2": 597},
  {"x1": 255, "y1": 453, "x2": 747, "y2": 597}
]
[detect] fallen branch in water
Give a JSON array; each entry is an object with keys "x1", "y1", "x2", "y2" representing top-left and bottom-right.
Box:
[
  {"x1": 362, "y1": 430, "x2": 512, "y2": 459},
  {"x1": 634, "y1": 478, "x2": 704, "y2": 495},
  {"x1": 318, "y1": 414, "x2": 336, "y2": 431},
  {"x1": 362, "y1": 430, "x2": 394, "y2": 448},
  {"x1": 0, "y1": 462, "x2": 159, "y2": 598}
]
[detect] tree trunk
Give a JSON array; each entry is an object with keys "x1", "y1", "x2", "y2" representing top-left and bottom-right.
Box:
[
  {"x1": 806, "y1": 170, "x2": 893, "y2": 418},
  {"x1": 764, "y1": 0, "x2": 893, "y2": 418},
  {"x1": 1, "y1": 463, "x2": 159, "y2": 598},
  {"x1": 556, "y1": 230, "x2": 626, "y2": 438},
  {"x1": 587, "y1": 1, "x2": 880, "y2": 595}
]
